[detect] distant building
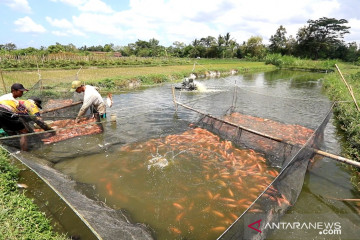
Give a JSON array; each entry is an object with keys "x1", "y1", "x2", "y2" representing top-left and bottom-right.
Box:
[{"x1": 113, "y1": 52, "x2": 122, "y2": 57}]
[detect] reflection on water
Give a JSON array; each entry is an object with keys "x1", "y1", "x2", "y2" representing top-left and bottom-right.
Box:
[{"x1": 32, "y1": 70, "x2": 359, "y2": 239}]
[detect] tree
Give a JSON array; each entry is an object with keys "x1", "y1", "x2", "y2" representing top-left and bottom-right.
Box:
[
  {"x1": 200, "y1": 36, "x2": 216, "y2": 48},
  {"x1": 296, "y1": 17, "x2": 350, "y2": 59},
  {"x1": 47, "y1": 43, "x2": 66, "y2": 53},
  {"x1": 168, "y1": 41, "x2": 186, "y2": 57},
  {"x1": 103, "y1": 43, "x2": 114, "y2": 52},
  {"x1": 1, "y1": 43, "x2": 17, "y2": 51},
  {"x1": 269, "y1": 25, "x2": 287, "y2": 55},
  {"x1": 64, "y1": 43, "x2": 77, "y2": 52},
  {"x1": 224, "y1": 32, "x2": 231, "y2": 47},
  {"x1": 217, "y1": 34, "x2": 225, "y2": 58},
  {"x1": 242, "y1": 36, "x2": 266, "y2": 60}
]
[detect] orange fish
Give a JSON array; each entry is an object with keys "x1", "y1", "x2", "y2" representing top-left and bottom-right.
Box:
[
  {"x1": 229, "y1": 213, "x2": 238, "y2": 221},
  {"x1": 213, "y1": 193, "x2": 221, "y2": 200},
  {"x1": 169, "y1": 227, "x2": 181, "y2": 234},
  {"x1": 225, "y1": 204, "x2": 238, "y2": 208},
  {"x1": 106, "y1": 182, "x2": 113, "y2": 196},
  {"x1": 210, "y1": 226, "x2": 226, "y2": 232},
  {"x1": 228, "y1": 188, "x2": 234, "y2": 197},
  {"x1": 207, "y1": 190, "x2": 214, "y2": 199},
  {"x1": 217, "y1": 179, "x2": 227, "y2": 187},
  {"x1": 173, "y1": 203, "x2": 184, "y2": 210},
  {"x1": 176, "y1": 212, "x2": 185, "y2": 221},
  {"x1": 212, "y1": 210, "x2": 225, "y2": 218},
  {"x1": 221, "y1": 197, "x2": 235, "y2": 202}
]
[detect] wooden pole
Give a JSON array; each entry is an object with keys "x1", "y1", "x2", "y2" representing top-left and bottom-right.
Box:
[
  {"x1": 325, "y1": 196, "x2": 360, "y2": 202},
  {"x1": 0, "y1": 69, "x2": 7, "y2": 93},
  {"x1": 175, "y1": 100, "x2": 285, "y2": 142},
  {"x1": 175, "y1": 100, "x2": 360, "y2": 168},
  {"x1": 171, "y1": 86, "x2": 178, "y2": 112},
  {"x1": 335, "y1": 64, "x2": 360, "y2": 112},
  {"x1": 313, "y1": 149, "x2": 360, "y2": 168},
  {"x1": 37, "y1": 64, "x2": 42, "y2": 92}
]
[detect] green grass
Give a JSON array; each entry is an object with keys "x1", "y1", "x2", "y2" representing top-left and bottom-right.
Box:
[
  {"x1": 322, "y1": 62, "x2": 360, "y2": 190},
  {"x1": 0, "y1": 60, "x2": 275, "y2": 94},
  {"x1": 264, "y1": 54, "x2": 337, "y2": 71},
  {"x1": 0, "y1": 148, "x2": 69, "y2": 240}
]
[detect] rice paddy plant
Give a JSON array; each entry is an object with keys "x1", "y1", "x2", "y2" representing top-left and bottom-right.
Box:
[{"x1": 0, "y1": 61, "x2": 274, "y2": 94}]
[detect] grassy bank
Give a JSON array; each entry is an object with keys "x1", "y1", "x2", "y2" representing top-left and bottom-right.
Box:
[
  {"x1": 0, "y1": 60, "x2": 275, "y2": 94},
  {"x1": 264, "y1": 54, "x2": 338, "y2": 72},
  {"x1": 322, "y1": 62, "x2": 360, "y2": 190},
  {"x1": 0, "y1": 148, "x2": 68, "y2": 240}
]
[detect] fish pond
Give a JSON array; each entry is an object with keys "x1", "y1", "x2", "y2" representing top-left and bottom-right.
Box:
[{"x1": 23, "y1": 69, "x2": 360, "y2": 239}]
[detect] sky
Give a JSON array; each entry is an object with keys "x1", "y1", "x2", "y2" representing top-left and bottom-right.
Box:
[{"x1": 0, "y1": 0, "x2": 360, "y2": 49}]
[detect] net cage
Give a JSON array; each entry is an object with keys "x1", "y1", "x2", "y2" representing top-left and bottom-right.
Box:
[
  {"x1": 173, "y1": 85, "x2": 333, "y2": 239},
  {"x1": 0, "y1": 73, "x2": 110, "y2": 154},
  {"x1": 0, "y1": 76, "x2": 334, "y2": 240},
  {"x1": 0, "y1": 77, "x2": 155, "y2": 239}
]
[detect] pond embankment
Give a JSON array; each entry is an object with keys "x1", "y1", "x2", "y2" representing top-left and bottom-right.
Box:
[
  {"x1": 322, "y1": 62, "x2": 360, "y2": 189},
  {"x1": 0, "y1": 147, "x2": 69, "y2": 240}
]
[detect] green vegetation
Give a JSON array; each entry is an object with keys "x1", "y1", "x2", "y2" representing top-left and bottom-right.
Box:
[
  {"x1": 322, "y1": 63, "x2": 360, "y2": 190},
  {"x1": 0, "y1": 60, "x2": 275, "y2": 95},
  {"x1": 1, "y1": 17, "x2": 359, "y2": 69},
  {"x1": 264, "y1": 54, "x2": 337, "y2": 71},
  {"x1": 0, "y1": 148, "x2": 68, "y2": 240}
]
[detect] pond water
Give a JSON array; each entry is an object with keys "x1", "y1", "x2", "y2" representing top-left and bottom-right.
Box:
[{"x1": 26, "y1": 70, "x2": 360, "y2": 239}]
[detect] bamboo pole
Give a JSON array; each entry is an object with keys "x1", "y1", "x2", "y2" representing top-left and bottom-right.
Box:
[
  {"x1": 0, "y1": 69, "x2": 7, "y2": 93},
  {"x1": 171, "y1": 86, "x2": 178, "y2": 112},
  {"x1": 325, "y1": 196, "x2": 360, "y2": 202},
  {"x1": 175, "y1": 100, "x2": 360, "y2": 168},
  {"x1": 175, "y1": 100, "x2": 285, "y2": 142},
  {"x1": 335, "y1": 64, "x2": 360, "y2": 112},
  {"x1": 313, "y1": 149, "x2": 360, "y2": 168}
]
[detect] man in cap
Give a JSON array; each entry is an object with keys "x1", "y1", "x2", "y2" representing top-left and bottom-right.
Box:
[
  {"x1": 0, "y1": 83, "x2": 29, "y2": 133},
  {"x1": 0, "y1": 84, "x2": 53, "y2": 150},
  {"x1": 71, "y1": 81, "x2": 106, "y2": 123},
  {"x1": 0, "y1": 83, "x2": 29, "y2": 150},
  {"x1": 0, "y1": 83, "x2": 29, "y2": 101}
]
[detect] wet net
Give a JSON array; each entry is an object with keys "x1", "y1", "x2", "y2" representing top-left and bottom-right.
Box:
[
  {"x1": 173, "y1": 85, "x2": 333, "y2": 240},
  {"x1": 0, "y1": 78, "x2": 154, "y2": 239},
  {"x1": 0, "y1": 74, "x2": 334, "y2": 240}
]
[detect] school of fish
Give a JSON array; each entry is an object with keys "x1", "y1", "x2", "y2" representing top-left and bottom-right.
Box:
[
  {"x1": 38, "y1": 118, "x2": 102, "y2": 144},
  {"x1": 109, "y1": 127, "x2": 279, "y2": 239},
  {"x1": 223, "y1": 112, "x2": 314, "y2": 145},
  {"x1": 95, "y1": 113, "x2": 315, "y2": 239}
]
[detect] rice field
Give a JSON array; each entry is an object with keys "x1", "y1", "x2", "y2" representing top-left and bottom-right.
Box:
[{"x1": 0, "y1": 61, "x2": 274, "y2": 93}]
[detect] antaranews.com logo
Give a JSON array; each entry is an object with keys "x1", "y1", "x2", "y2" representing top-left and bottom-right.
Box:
[{"x1": 247, "y1": 219, "x2": 342, "y2": 235}]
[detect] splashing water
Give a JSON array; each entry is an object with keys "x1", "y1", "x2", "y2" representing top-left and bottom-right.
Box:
[
  {"x1": 195, "y1": 81, "x2": 207, "y2": 92},
  {"x1": 148, "y1": 153, "x2": 169, "y2": 169}
]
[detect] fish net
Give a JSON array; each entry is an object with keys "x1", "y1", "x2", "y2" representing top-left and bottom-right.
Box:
[
  {"x1": 23, "y1": 74, "x2": 82, "y2": 101},
  {"x1": 173, "y1": 86, "x2": 333, "y2": 239},
  {"x1": 0, "y1": 78, "x2": 333, "y2": 240},
  {"x1": 0, "y1": 94, "x2": 154, "y2": 239}
]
